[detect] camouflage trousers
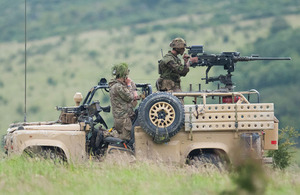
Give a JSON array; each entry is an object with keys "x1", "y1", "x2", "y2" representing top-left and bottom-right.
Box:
[
  {"x1": 113, "y1": 117, "x2": 132, "y2": 140},
  {"x1": 156, "y1": 78, "x2": 182, "y2": 92}
]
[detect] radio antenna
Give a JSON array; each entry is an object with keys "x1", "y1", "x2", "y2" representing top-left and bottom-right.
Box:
[
  {"x1": 161, "y1": 48, "x2": 163, "y2": 57},
  {"x1": 24, "y1": 0, "x2": 27, "y2": 122}
]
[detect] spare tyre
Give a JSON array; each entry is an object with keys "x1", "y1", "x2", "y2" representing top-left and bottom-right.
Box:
[{"x1": 138, "y1": 92, "x2": 185, "y2": 143}]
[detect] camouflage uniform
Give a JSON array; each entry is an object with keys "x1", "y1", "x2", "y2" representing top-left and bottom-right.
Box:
[
  {"x1": 109, "y1": 79, "x2": 136, "y2": 140},
  {"x1": 157, "y1": 51, "x2": 189, "y2": 92}
]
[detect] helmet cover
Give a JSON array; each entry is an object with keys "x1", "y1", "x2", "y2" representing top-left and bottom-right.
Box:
[
  {"x1": 112, "y1": 62, "x2": 129, "y2": 78},
  {"x1": 169, "y1": 37, "x2": 187, "y2": 49}
]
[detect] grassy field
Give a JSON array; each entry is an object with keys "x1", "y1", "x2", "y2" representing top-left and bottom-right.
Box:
[{"x1": 0, "y1": 153, "x2": 300, "y2": 195}]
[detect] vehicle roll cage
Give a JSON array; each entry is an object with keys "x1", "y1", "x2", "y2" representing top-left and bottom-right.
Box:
[{"x1": 83, "y1": 78, "x2": 152, "y2": 105}]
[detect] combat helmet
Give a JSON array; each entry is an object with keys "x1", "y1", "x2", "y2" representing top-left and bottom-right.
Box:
[
  {"x1": 169, "y1": 37, "x2": 187, "y2": 49},
  {"x1": 112, "y1": 62, "x2": 129, "y2": 78}
]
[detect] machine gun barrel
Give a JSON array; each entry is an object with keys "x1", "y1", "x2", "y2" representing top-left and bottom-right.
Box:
[{"x1": 235, "y1": 56, "x2": 291, "y2": 61}]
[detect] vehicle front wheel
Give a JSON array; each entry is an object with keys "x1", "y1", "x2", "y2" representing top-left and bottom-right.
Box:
[{"x1": 24, "y1": 146, "x2": 67, "y2": 163}]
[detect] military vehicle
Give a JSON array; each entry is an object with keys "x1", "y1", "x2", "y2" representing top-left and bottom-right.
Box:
[
  {"x1": 2, "y1": 78, "x2": 278, "y2": 166},
  {"x1": 3, "y1": 46, "x2": 290, "y2": 166}
]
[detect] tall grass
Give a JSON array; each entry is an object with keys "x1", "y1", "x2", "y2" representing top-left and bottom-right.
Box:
[
  {"x1": 0, "y1": 154, "x2": 229, "y2": 195},
  {"x1": 0, "y1": 153, "x2": 300, "y2": 195}
]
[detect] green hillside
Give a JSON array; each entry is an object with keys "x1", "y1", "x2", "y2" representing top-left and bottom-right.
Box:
[
  {"x1": 2, "y1": 0, "x2": 299, "y2": 42},
  {"x1": 0, "y1": 0, "x2": 300, "y2": 136}
]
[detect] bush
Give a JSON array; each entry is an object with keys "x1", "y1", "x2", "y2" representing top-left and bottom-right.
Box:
[
  {"x1": 270, "y1": 16, "x2": 290, "y2": 34},
  {"x1": 87, "y1": 50, "x2": 99, "y2": 59},
  {"x1": 225, "y1": 158, "x2": 268, "y2": 195},
  {"x1": 267, "y1": 127, "x2": 299, "y2": 169},
  {"x1": 16, "y1": 104, "x2": 23, "y2": 116},
  {"x1": 47, "y1": 77, "x2": 57, "y2": 86},
  {"x1": 0, "y1": 95, "x2": 8, "y2": 104},
  {"x1": 29, "y1": 105, "x2": 40, "y2": 114},
  {"x1": 165, "y1": 30, "x2": 186, "y2": 41}
]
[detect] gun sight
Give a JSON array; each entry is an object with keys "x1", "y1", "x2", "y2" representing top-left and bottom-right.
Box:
[{"x1": 186, "y1": 45, "x2": 203, "y2": 56}]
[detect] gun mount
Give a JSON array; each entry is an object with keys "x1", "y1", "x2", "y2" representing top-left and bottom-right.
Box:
[{"x1": 186, "y1": 45, "x2": 291, "y2": 91}]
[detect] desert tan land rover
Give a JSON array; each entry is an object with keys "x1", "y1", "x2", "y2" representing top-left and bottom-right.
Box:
[
  {"x1": 4, "y1": 45, "x2": 288, "y2": 166},
  {"x1": 3, "y1": 77, "x2": 278, "y2": 166}
]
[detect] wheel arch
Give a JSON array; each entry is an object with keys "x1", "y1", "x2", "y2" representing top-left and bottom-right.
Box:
[
  {"x1": 21, "y1": 140, "x2": 71, "y2": 162},
  {"x1": 184, "y1": 143, "x2": 230, "y2": 162}
]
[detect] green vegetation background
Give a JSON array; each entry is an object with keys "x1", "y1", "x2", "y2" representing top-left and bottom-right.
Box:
[{"x1": 0, "y1": 0, "x2": 300, "y2": 139}]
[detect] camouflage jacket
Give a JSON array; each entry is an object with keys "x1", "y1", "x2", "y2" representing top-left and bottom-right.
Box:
[
  {"x1": 158, "y1": 51, "x2": 189, "y2": 83},
  {"x1": 109, "y1": 79, "x2": 135, "y2": 119}
]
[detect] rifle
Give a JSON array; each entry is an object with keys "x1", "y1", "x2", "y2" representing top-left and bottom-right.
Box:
[{"x1": 186, "y1": 45, "x2": 291, "y2": 91}]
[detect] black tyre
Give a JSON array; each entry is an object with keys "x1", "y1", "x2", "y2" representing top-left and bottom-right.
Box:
[
  {"x1": 190, "y1": 153, "x2": 226, "y2": 171},
  {"x1": 24, "y1": 146, "x2": 67, "y2": 163},
  {"x1": 138, "y1": 92, "x2": 184, "y2": 143}
]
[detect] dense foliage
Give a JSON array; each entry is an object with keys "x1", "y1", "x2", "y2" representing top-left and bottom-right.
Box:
[
  {"x1": 1, "y1": 0, "x2": 299, "y2": 42},
  {"x1": 268, "y1": 127, "x2": 300, "y2": 169}
]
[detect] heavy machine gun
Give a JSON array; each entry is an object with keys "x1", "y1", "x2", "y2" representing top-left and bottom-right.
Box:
[{"x1": 186, "y1": 45, "x2": 291, "y2": 91}]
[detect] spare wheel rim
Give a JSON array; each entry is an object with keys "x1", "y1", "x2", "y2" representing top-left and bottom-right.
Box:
[{"x1": 149, "y1": 101, "x2": 175, "y2": 128}]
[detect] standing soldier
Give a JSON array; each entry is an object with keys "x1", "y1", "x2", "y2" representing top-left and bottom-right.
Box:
[
  {"x1": 109, "y1": 63, "x2": 138, "y2": 140},
  {"x1": 156, "y1": 37, "x2": 198, "y2": 92}
]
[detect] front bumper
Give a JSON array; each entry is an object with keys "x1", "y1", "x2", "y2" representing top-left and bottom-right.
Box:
[{"x1": 262, "y1": 157, "x2": 273, "y2": 164}]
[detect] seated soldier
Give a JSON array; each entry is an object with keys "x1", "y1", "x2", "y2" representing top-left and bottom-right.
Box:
[{"x1": 108, "y1": 62, "x2": 138, "y2": 140}]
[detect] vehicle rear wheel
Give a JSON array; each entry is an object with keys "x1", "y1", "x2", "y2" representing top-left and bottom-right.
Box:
[
  {"x1": 138, "y1": 92, "x2": 184, "y2": 143},
  {"x1": 190, "y1": 153, "x2": 226, "y2": 171}
]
